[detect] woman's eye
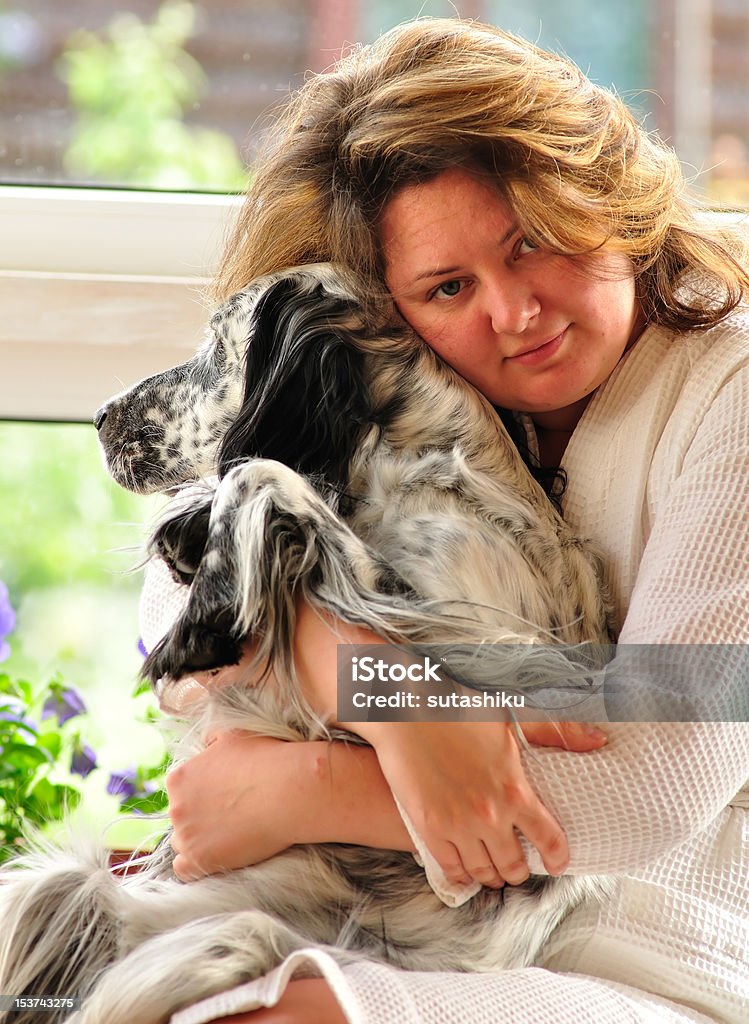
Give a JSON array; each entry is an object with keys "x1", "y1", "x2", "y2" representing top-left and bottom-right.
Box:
[
  {"x1": 516, "y1": 237, "x2": 538, "y2": 257},
  {"x1": 434, "y1": 279, "x2": 463, "y2": 299}
]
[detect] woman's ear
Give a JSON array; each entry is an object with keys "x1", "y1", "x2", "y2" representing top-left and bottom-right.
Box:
[{"x1": 217, "y1": 275, "x2": 372, "y2": 489}]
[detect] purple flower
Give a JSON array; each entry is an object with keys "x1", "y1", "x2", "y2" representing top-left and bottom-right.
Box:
[
  {"x1": 70, "y1": 740, "x2": 98, "y2": 778},
  {"x1": 0, "y1": 581, "x2": 16, "y2": 662},
  {"x1": 107, "y1": 766, "x2": 138, "y2": 800},
  {"x1": 137, "y1": 636, "x2": 148, "y2": 658},
  {"x1": 42, "y1": 685, "x2": 87, "y2": 725}
]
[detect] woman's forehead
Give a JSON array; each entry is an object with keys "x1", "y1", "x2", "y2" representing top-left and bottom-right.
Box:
[{"x1": 379, "y1": 169, "x2": 517, "y2": 286}]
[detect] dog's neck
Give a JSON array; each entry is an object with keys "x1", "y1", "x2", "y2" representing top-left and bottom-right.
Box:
[{"x1": 364, "y1": 347, "x2": 551, "y2": 514}]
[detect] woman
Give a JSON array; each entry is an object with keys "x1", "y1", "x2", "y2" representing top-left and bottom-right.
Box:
[{"x1": 144, "y1": 18, "x2": 749, "y2": 1024}]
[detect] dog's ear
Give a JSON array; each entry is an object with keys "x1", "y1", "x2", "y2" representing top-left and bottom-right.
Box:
[{"x1": 218, "y1": 275, "x2": 372, "y2": 488}]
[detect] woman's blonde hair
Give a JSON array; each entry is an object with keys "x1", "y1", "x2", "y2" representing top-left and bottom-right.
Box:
[{"x1": 214, "y1": 17, "x2": 748, "y2": 330}]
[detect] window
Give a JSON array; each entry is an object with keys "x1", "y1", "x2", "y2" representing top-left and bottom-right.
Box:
[
  {"x1": 0, "y1": 185, "x2": 237, "y2": 420},
  {"x1": 1, "y1": 1, "x2": 746, "y2": 202}
]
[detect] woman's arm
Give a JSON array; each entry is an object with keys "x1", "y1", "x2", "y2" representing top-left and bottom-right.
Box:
[
  {"x1": 290, "y1": 600, "x2": 594, "y2": 887},
  {"x1": 167, "y1": 733, "x2": 413, "y2": 881},
  {"x1": 167, "y1": 715, "x2": 603, "y2": 881}
]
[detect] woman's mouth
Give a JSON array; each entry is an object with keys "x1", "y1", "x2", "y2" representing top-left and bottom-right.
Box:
[{"x1": 507, "y1": 330, "x2": 567, "y2": 366}]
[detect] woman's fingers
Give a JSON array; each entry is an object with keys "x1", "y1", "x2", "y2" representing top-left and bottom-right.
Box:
[
  {"x1": 373, "y1": 720, "x2": 573, "y2": 889},
  {"x1": 433, "y1": 827, "x2": 534, "y2": 888},
  {"x1": 480, "y1": 831, "x2": 528, "y2": 886},
  {"x1": 519, "y1": 720, "x2": 607, "y2": 751},
  {"x1": 513, "y1": 799, "x2": 569, "y2": 876},
  {"x1": 431, "y1": 839, "x2": 507, "y2": 889},
  {"x1": 461, "y1": 838, "x2": 507, "y2": 888},
  {"x1": 430, "y1": 839, "x2": 473, "y2": 887}
]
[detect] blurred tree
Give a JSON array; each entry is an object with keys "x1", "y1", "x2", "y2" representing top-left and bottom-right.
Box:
[{"x1": 58, "y1": 0, "x2": 248, "y2": 190}]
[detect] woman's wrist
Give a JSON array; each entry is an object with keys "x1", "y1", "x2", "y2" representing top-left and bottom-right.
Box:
[{"x1": 296, "y1": 739, "x2": 414, "y2": 852}]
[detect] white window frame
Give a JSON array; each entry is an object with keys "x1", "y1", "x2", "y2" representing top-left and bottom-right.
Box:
[{"x1": 0, "y1": 186, "x2": 241, "y2": 422}]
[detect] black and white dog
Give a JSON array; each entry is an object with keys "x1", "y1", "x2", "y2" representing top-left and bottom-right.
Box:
[{"x1": 0, "y1": 265, "x2": 612, "y2": 1024}]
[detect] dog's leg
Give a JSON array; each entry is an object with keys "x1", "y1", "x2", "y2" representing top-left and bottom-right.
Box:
[{"x1": 70, "y1": 910, "x2": 311, "y2": 1024}]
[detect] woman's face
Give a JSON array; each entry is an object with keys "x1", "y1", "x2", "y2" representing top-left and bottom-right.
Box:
[{"x1": 380, "y1": 167, "x2": 644, "y2": 428}]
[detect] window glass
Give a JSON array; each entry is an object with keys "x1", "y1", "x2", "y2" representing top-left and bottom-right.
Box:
[{"x1": 1, "y1": 0, "x2": 747, "y2": 204}]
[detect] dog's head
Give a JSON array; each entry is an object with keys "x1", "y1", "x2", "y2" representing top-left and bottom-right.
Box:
[
  {"x1": 95, "y1": 263, "x2": 399, "y2": 494},
  {"x1": 94, "y1": 291, "x2": 251, "y2": 495}
]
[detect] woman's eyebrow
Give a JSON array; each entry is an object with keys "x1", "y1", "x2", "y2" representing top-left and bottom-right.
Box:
[
  {"x1": 408, "y1": 225, "x2": 520, "y2": 285},
  {"x1": 411, "y1": 264, "x2": 461, "y2": 284}
]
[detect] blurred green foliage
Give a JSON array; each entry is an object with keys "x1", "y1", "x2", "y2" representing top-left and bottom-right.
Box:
[
  {"x1": 0, "y1": 421, "x2": 152, "y2": 596},
  {"x1": 0, "y1": 661, "x2": 169, "y2": 862},
  {"x1": 58, "y1": 0, "x2": 248, "y2": 190},
  {"x1": 0, "y1": 673, "x2": 86, "y2": 863},
  {"x1": 0, "y1": 421, "x2": 169, "y2": 851}
]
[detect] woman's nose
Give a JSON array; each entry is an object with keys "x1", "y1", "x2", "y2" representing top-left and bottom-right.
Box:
[{"x1": 485, "y1": 281, "x2": 541, "y2": 335}]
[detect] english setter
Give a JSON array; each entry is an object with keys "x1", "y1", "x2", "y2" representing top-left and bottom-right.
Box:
[{"x1": 0, "y1": 264, "x2": 612, "y2": 1024}]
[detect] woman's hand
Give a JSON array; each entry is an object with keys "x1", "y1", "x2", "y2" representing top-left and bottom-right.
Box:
[
  {"x1": 289, "y1": 602, "x2": 606, "y2": 888},
  {"x1": 362, "y1": 719, "x2": 599, "y2": 889},
  {"x1": 168, "y1": 732, "x2": 318, "y2": 880},
  {"x1": 518, "y1": 720, "x2": 607, "y2": 752}
]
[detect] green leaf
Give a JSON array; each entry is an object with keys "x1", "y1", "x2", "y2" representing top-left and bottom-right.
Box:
[
  {"x1": 1, "y1": 743, "x2": 53, "y2": 769},
  {"x1": 0, "y1": 675, "x2": 33, "y2": 704},
  {"x1": 140, "y1": 753, "x2": 170, "y2": 781},
  {"x1": 119, "y1": 788, "x2": 168, "y2": 815},
  {"x1": 25, "y1": 779, "x2": 82, "y2": 823},
  {"x1": 36, "y1": 731, "x2": 62, "y2": 760}
]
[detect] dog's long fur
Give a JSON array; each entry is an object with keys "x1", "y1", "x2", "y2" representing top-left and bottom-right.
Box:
[{"x1": 0, "y1": 265, "x2": 614, "y2": 1024}]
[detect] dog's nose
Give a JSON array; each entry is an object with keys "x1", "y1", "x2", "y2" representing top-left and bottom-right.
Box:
[{"x1": 93, "y1": 405, "x2": 108, "y2": 431}]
